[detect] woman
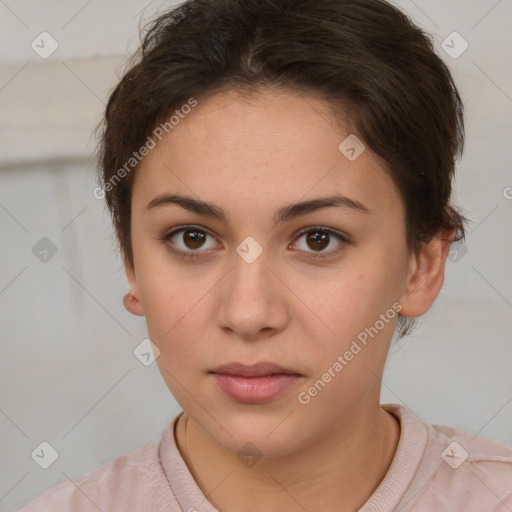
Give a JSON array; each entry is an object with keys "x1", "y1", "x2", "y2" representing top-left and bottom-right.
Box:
[{"x1": 19, "y1": 0, "x2": 512, "y2": 510}]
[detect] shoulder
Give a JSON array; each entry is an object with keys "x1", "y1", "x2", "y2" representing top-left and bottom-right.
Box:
[
  {"x1": 427, "y1": 420, "x2": 512, "y2": 478},
  {"x1": 401, "y1": 408, "x2": 512, "y2": 511},
  {"x1": 17, "y1": 437, "x2": 172, "y2": 511},
  {"x1": 429, "y1": 424, "x2": 511, "y2": 511}
]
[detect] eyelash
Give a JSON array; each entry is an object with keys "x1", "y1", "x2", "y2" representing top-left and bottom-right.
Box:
[{"x1": 159, "y1": 224, "x2": 349, "y2": 261}]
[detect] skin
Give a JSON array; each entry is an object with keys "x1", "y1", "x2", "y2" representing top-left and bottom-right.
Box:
[{"x1": 123, "y1": 87, "x2": 453, "y2": 512}]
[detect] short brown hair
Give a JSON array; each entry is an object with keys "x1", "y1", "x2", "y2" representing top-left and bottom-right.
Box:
[{"x1": 96, "y1": 0, "x2": 466, "y2": 336}]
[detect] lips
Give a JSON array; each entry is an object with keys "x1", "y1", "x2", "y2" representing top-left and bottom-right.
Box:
[
  {"x1": 210, "y1": 361, "x2": 302, "y2": 378},
  {"x1": 209, "y1": 362, "x2": 303, "y2": 404}
]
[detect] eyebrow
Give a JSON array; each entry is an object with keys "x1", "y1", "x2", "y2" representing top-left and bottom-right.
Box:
[{"x1": 145, "y1": 193, "x2": 370, "y2": 224}]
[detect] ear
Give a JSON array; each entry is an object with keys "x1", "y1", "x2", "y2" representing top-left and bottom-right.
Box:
[
  {"x1": 123, "y1": 255, "x2": 145, "y2": 317},
  {"x1": 114, "y1": 222, "x2": 145, "y2": 316},
  {"x1": 399, "y1": 229, "x2": 455, "y2": 318}
]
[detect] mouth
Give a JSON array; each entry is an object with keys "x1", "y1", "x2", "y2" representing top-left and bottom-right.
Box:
[{"x1": 209, "y1": 362, "x2": 303, "y2": 404}]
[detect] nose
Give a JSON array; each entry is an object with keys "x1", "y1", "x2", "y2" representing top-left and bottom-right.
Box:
[{"x1": 216, "y1": 239, "x2": 289, "y2": 341}]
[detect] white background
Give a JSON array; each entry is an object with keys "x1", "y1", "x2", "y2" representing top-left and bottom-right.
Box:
[{"x1": 1, "y1": 0, "x2": 511, "y2": 509}]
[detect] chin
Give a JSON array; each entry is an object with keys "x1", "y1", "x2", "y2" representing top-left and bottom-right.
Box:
[{"x1": 200, "y1": 410, "x2": 313, "y2": 460}]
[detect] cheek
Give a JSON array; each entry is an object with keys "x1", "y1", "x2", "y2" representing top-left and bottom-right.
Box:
[
  {"x1": 141, "y1": 277, "x2": 202, "y2": 354},
  {"x1": 292, "y1": 275, "x2": 398, "y2": 420},
  {"x1": 136, "y1": 266, "x2": 232, "y2": 401},
  {"x1": 144, "y1": 279, "x2": 206, "y2": 404},
  {"x1": 294, "y1": 251, "x2": 404, "y2": 374},
  {"x1": 135, "y1": 238, "x2": 192, "y2": 316},
  {"x1": 133, "y1": 251, "x2": 202, "y2": 359},
  {"x1": 301, "y1": 262, "x2": 399, "y2": 337}
]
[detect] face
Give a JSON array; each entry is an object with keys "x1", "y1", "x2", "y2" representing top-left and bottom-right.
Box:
[{"x1": 124, "y1": 87, "x2": 433, "y2": 458}]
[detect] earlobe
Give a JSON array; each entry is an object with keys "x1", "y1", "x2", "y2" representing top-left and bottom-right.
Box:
[
  {"x1": 399, "y1": 230, "x2": 455, "y2": 318},
  {"x1": 123, "y1": 292, "x2": 144, "y2": 316}
]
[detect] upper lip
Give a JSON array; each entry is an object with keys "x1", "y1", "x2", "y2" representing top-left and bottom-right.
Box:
[{"x1": 210, "y1": 362, "x2": 301, "y2": 377}]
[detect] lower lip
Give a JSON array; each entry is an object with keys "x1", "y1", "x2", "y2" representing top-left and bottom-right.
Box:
[{"x1": 210, "y1": 373, "x2": 302, "y2": 404}]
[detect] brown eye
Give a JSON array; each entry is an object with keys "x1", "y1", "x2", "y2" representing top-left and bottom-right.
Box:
[
  {"x1": 182, "y1": 229, "x2": 207, "y2": 249},
  {"x1": 291, "y1": 227, "x2": 348, "y2": 258},
  {"x1": 163, "y1": 226, "x2": 219, "y2": 258},
  {"x1": 305, "y1": 231, "x2": 329, "y2": 251}
]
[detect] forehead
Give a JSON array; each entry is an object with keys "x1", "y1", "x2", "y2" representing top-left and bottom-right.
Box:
[{"x1": 132, "y1": 88, "x2": 403, "y2": 224}]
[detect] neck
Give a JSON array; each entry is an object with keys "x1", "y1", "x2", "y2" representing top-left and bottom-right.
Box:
[{"x1": 175, "y1": 399, "x2": 400, "y2": 512}]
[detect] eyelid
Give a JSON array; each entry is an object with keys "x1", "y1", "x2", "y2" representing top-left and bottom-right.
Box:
[
  {"x1": 294, "y1": 225, "x2": 350, "y2": 243},
  {"x1": 163, "y1": 224, "x2": 216, "y2": 240}
]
